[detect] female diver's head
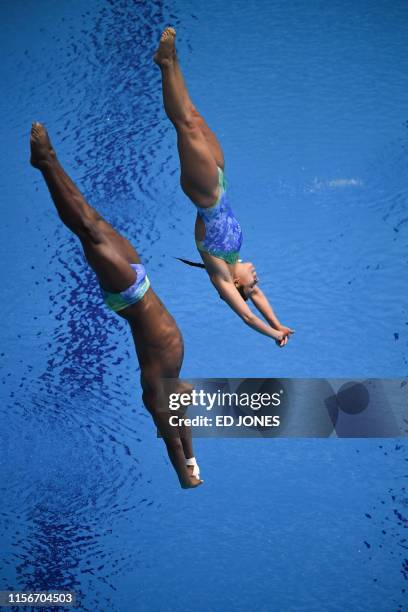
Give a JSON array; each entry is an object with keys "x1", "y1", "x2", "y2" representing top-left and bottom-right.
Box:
[{"x1": 233, "y1": 261, "x2": 258, "y2": 300}]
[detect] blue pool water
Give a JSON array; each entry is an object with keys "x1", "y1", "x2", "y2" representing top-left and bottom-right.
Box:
[{"x1": 1, "y1": 1, "x2": 407, "y2": 610}]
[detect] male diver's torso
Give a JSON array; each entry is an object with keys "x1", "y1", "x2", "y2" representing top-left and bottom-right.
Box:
[{"x1": 118, "y1": 288, "x2": 184, "y2": 376}]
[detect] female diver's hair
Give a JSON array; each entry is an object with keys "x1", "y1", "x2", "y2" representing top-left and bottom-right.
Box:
[
  {"x1": 235, "y1": 284, "x2": 248, "y2": 301},
  {"x1": 175, "y1": 257, "x2": 206, "y2": 269},
  {"x1": 175, "y1": 257, "x2": 248, "y2": 301}
]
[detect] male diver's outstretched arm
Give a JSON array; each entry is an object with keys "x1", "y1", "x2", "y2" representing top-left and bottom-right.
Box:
[
  {"x1": 212, "y1": 277, "x2": 285, "y2": 342},
  {"x1": 142, "y1": 384, "x2": 202, "y2": 489}
]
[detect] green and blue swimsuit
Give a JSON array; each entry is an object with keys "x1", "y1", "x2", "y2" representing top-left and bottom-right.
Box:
[
  {"x1": 100, "y1": 263, "x2": 150, "y2": 312},
  {"x1": 195, "y1": 167, "x2": 243, "y2": 265}
]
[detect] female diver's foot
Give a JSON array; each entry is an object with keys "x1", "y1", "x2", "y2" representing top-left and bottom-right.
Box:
[
  {"x1": 30, "y1": 122, "x2": 56, "y2": 169},
  {"x1": 154, "y1": 26, "x2": 176, "y2": 67}
]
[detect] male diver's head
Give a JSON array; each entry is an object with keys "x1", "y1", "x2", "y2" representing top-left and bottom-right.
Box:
[{"x1": 233, "y1": 261, "x2": 258, "y2": 300}]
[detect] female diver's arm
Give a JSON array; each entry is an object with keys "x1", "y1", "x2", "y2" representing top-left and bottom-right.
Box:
[
  {"x1": 250, "y1": 286, "x2": 295, "y2": 344},
  {"x1": 211, "y1": 277, "x2": 284, "y2": 341},
  {"x1": 250, "y1": 287, "x2": 282, "y2": 327}
]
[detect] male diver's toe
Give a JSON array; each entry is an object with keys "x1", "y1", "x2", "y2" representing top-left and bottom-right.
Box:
[
  {"x1": 31, "y1": 122, "x2": 46, "y2": 138},
  {"x1": 30, "y1": 122, "x2": 55, "y2": 169},
  {"x1": 155, "y1": 26, "x2": 176, "y2": 65}
]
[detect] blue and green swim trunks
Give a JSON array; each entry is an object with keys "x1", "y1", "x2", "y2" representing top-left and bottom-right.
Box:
[
  {"x1": 100, "y1": 263, "x2": 150, "y2": 312},
  {"x1": 195, "y1": 166, "x2": 243, "y2": 265}
]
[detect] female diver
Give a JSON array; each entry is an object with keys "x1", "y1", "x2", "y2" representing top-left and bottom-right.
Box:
[
  {"x1": 30, "y1": 122, "x2": 202, "y2": 489},
  {"x1": 154, "y1": 28, "x2": 294, "y2": 347}
]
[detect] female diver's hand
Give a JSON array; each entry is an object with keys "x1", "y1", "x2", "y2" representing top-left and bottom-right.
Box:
[
  {"x1": 275, "y1": 331, "x2": 285, "y2": 347},
  {"x1": 275, "y1": 325, "x2": 295, "y2": 347}
]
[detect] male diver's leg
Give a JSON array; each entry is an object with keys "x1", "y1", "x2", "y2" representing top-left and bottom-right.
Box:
[
  {"x1": 30, "y1": 122, "x2": 138, "y2": 292},
  {"x1": 154, "y1": 28, "x2": 219, "y2": 205}
]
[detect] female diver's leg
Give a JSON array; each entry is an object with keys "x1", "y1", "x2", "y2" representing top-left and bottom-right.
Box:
[
  {"x1": 189, "y1": 107, "x2": 225, "y2": 171},
  {"x1": 167, "y1": 31, "x2": 223, "y2": 163},
  {"x1": 155, "y1": 28, "x2": 219, "y2": 206},
  {"x1": 172, "y1": 41, "x2": 225, "y2": 170},
  {"x1": 30, "y1": 122, "x2": 138, "y2": 292}
]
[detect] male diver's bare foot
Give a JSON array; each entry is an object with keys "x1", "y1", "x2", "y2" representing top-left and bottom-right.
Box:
[
  {"x1": 154, "y1": 26, "x2": 176, "y2": 67},
  {"x1": 30, "y1": 122, "x2": 56, "y2": 169}
]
